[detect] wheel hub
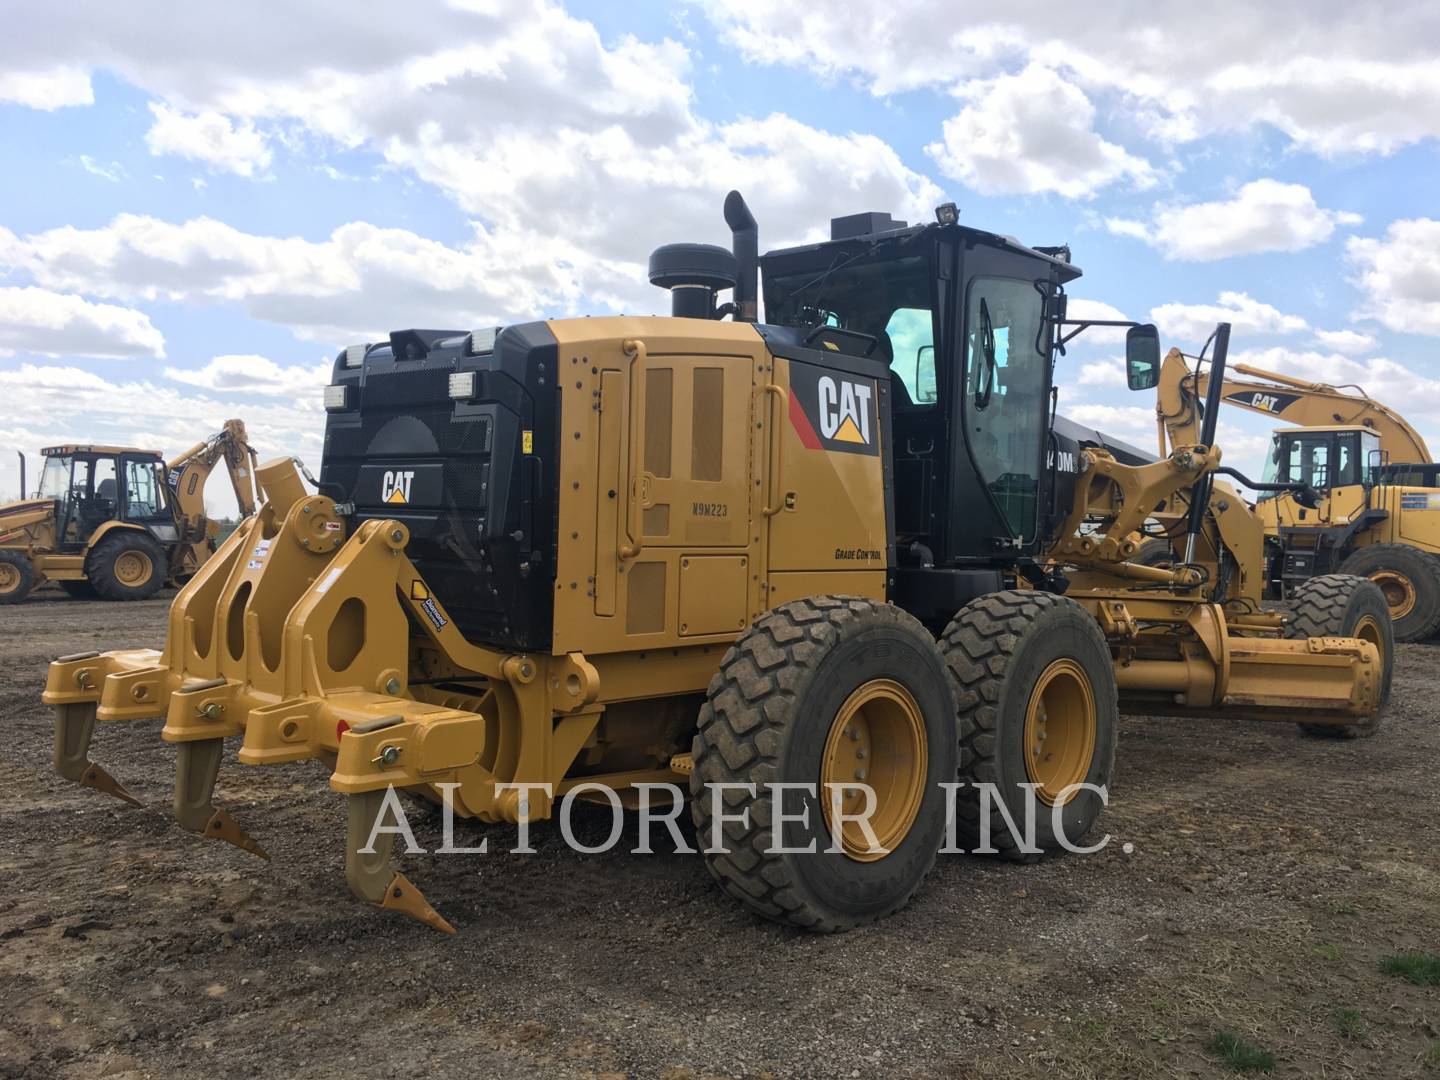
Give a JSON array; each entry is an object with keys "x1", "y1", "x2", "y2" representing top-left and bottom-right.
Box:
[
  {"x1": 0, "y1": 563, "x2": 19, "y2": 593},
  {"x1": 114, "y1": 551, "x2": 153, "y2": 587},
  {"x1": 820, "y1": 678, "x2": 927, "y2": 862},
  {"x1": 1369, "y1": 571, "x2": 1416, "y2": 620},
  {"x1": 1023, "y1": 658, "x2": 1097, "y2": 807}
]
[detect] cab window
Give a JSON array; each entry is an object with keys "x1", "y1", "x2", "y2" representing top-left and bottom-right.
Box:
[
  {"x1": 963, "y1": 277, "x2": 1047, "y2": 540},
  {"x1": 124, "y1": 460, "x2": 167, "y2": 518},
  {"x1": 885, "y1": 307, "x2": 936, "y2": 405}
]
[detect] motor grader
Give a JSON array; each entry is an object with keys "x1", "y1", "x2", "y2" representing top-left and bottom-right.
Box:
[
  {"x1": 1, "y1": 420, "x2": 257, "y2": 604},
  {"x1": 41, "y1": 196, "x2": 1386, "y2": 934},
  {"x1": 1145, "y1": 350, "x2": 1440, "y2": 640}
]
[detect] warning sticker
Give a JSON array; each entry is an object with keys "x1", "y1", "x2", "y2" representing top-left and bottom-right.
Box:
[
  {"x1": 420, "y1": 598, "x2": 448, "y2": 630},
  {"x1": 246, "y1": 559, "x2": 263, "y2": 571},
  {"x1": 522, "y1": 429, "x2": 534, "y2": 454}
]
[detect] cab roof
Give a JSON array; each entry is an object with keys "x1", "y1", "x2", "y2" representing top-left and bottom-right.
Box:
[
  {"x1": 1273, "y1": 425, "x2": 1378, "y2": 437},
  {"x1": 762, "y1": 218, "x2": 1083, "y2": 284},
  {"x1": 42, "y1": 445, "x2": 162, "y2": 458}
]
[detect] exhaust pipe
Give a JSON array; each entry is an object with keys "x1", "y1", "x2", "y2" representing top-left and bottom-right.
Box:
[
  {"x1": 17, "y1": 451, "x2": 25, "y2": 500},
  {"x1": 724, "y1": 190, "x2": 758, "y2": 323}
]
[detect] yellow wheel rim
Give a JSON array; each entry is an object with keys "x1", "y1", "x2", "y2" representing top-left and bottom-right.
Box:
[
  {"x1": 0, "y1": 563, "x2": 20, "y2": 594},
  {"x1": 1023, "y1": 659, "x2": 1097, "y2": 807},
  {"x1": 113, "y1": 550, "x2": 154, "y2": 587},
  {"x1": 820, "y1": 678, "x2": 927, "y2": 862},
  {"x1": 1369, "y1": 571, "x2": 1415, "y2": 620},
  {"x1": 1354, "y1": 613, "x2": 1385, "y2": 665}
]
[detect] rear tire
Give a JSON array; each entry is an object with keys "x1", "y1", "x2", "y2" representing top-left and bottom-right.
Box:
[
  {"x1": 690, "y1": 596, "x2": 957, "y2": 932},
  {"x1": 86, "y1": 532, "x2": 167, "y2": 601},
  {"x1": 940, "y1": 591, "x2": 1118, "y2": 861},
  {"x1": 0, "y1": 550, "x2": 37, "y2": 605},
  {"x1": 1284, "y1": 574, "x2": 1393, "y2": 738},
  {"x1": 1336, "y1": 543, "x2": 1440, "y2": 643},
  {"x1": 1131, "y1": 538, "x2": 1174, "y2": 568}
]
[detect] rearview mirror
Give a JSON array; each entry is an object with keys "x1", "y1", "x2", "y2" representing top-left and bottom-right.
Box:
[{"x1": 1125, "y1": 324, "x2": 1161, "y2": 391}]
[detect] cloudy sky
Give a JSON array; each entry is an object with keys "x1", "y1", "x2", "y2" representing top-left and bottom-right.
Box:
[{"x1": 3, "y1": 0, "x2": 1438, "y2": 514}]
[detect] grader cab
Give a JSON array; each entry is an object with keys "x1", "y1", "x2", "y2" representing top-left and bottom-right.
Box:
[{"x1": 42, "y1": 195, "x2": 1388, "y2": 933}]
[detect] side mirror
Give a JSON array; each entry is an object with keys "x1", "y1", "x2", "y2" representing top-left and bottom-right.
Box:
[{"x1": 1125, "y1": 324, "x2": 1161, "y2": 390}]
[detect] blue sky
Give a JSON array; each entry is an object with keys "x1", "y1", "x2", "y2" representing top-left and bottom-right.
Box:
[{"x1": 2, "y1": 0, "x2": 1438, "y2": 513}]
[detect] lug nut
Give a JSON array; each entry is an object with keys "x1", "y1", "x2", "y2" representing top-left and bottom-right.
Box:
[{"x1": 385, "y1": 677, "x2": 401, "y2": 695}]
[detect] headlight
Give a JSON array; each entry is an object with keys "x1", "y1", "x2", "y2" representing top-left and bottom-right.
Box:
[
  {"x1": 324, "y1": 384, "x2": 352, "y2": 411},
  {"x1": 448, "y1": 371, "x2": 477, "y2": 400},
  {"x1": 466, "y1": 328, "x2": 498, "y2": 355},
  {"x1": 342, "y1": 343, "x2": 368, "y2": 368}
]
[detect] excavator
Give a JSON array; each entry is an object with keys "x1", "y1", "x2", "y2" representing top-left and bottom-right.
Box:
[
  {"x1": 0, "y1": 420, "x2": 257, "y2": 604},
  {"x1": 37, "y1": 197, "x2": 1387, "y2": 934},
  {"x1": 1149, "y1": 352, "x2": 1440, "y2": 641}
]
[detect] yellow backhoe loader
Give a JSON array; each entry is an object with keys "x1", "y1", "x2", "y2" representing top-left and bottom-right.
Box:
[
  {"x1": 0, "y1": 420, "x2": 257, "y2": 604},
  {"x1": 39, "y1": 197, "x2": 1386, "y2": 934},
  {"x1": 1151, "y1": 351, "x2": 1440, "y2": 640}
]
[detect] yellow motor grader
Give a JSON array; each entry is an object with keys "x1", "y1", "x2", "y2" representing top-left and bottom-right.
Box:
[
  {"x1": 41, "y1": 197, "x2": 1387, "y2": 933},
  {"x1": 1, "y1": 420, "x2": 257, "y2": 604}
]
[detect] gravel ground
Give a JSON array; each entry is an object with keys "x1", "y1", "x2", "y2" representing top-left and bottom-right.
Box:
[{"x1": 1, "y1": 590, "x2": 1437, "y2": 1079}]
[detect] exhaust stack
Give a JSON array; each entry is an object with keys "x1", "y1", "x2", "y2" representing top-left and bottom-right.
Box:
[{"x1": 724, "y1": 190, "x2": 758, "y2": 322}]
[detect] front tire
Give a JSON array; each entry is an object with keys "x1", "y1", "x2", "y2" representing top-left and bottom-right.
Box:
[
  {"x1": 940, "y1": 591, "x2": 1118, "y2": 860},
  {"x1": 690, "y1": 596, "x2": 958, "y2": 932},
  {"x1": 1284, "y1": 574, "x2": 1393, "y2": 738},
  {"x1": 0, "y1": 550, "x2": 37, "y2": 605},
  {"x1": 1337, "y1": 543, "x2": 1440, "y2": 643},
  {"x1": 86, "y1": 531, "x2": 167, "y2": 601}
]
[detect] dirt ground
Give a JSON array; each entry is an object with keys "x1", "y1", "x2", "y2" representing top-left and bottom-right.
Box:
[{"x1": 2, "y1": 591, "x2": 1438, "y2": 1080}]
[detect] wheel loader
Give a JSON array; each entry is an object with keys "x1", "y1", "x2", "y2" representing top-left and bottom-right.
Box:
[
  {"x1": 1148, "y1": 351, "x2": 1440, "y2": 640},
  {"x1": 0, "y1": 421, "x2": 257, "y2": 604},
  {"x1": 41, "y1": 196, "x2": 1386, "y2": 934}
]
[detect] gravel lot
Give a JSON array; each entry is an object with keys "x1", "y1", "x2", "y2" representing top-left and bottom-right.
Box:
[{"x1": 2, "y1": 591, "x2": 1437, "y2": 1079}]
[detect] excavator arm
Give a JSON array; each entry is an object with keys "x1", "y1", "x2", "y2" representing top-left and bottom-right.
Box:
[
  {"x1": 165, "y1": 419, "x2": 258, "y2": 542},
  {"x1": 1155, "y1": 350, "x2": 1431, "y2": 463}
]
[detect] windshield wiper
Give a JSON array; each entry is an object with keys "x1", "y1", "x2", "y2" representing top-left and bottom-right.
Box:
[{"x1": 974, "y1": 297, "x2": 997, "y2": 410}]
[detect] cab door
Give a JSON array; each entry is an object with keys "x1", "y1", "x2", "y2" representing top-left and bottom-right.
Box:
[{"x1": 948, "y1": 256, "x2": 1054, "y2": 555}]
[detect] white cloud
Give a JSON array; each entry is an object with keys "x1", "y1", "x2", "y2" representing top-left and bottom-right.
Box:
[
  {"x1": 1312, "y1": 329, "x2": 1377, "y2": 355},
  {"x1": 79, "y1": 155, "x2": 125, "y2": 182},
  {"x1": 1151, "y1": 291, "x2": 1308, "y2": 346},
  {"x1": 0, "y1": 286, "x2": 164, "y2": 358},
  {"x1": 1347, "y1": 219, "x2": 1440, "y2": 336},
  {"x1": 926, "y1": 65, "x2": 1154, "y2": 198},
  {"x1": 1077, "y1": 358, "x2": 1126, "y2": 387},
  {"x1": 0, "y1": 363, "x2": 324, "y2": 516},
  {"x1": 1106, "y1": 180, "x2": 1361, "y2": 261},
  {"x1": 165, "y1": 354, "x2": 332, "y2": 397},
  {"x1": 0, "y1": 66, "x2": 93, "y2": 109},
  {"x1": 145, "y1": 103, "x2": 273, "y2": 177},
  {"x1": 1063, "y1": 403, "x2": 1155, "y2": 434},
  {"x1": 701, "y1": 4, "x2": 1440, "y2": 158}
]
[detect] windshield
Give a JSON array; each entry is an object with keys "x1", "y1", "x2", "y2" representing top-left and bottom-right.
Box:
[
  {"x1": 38, "y1": 454, "x2": 72, "y2": 499},
  {"x1": 1263, "y1": 433, "x2": 1332, "y2": 491},
  {"x1": 125, "y1": 460, "x2": 167, "y2": 518},
  {"x1": 764, "y1": 248, "x2": 936, "y2": 407}
]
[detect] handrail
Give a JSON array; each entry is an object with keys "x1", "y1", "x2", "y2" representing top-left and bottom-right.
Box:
[
  {"x1": 762, "y1": 384, "x2": 788, "y2": 517},
  {"x1": 618, "y1": 339, "x2": 647, "y2": 560}
]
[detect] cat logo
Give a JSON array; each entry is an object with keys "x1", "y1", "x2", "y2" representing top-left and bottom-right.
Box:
[
  {"x1": 1249, "y1": 393, "x2": 1280, "y2": 412},
  {"x1": 817, "y1": 375, "x2": 873, "y2": 445},
  {"x1": 381, "y1": 469, "x2": 415, "y2": 505},
  {"x1": 787, "y1": 361, "x2": 880, "y2": 457}
]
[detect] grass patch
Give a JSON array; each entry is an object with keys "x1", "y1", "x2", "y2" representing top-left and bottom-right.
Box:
[
  {"x1": 1314, "y1": 942, "x2": 1343, "y2": 961},
  {"x1": 1206, "y1": 1030, "x2": 1275, "y2": 1073},
  {"x1": 1379, "y1": 952, "x2": 1440, "y2": 986},
  {"x1": 1334, "y1": 1008, "x2": 1366, "y2": 1042}
]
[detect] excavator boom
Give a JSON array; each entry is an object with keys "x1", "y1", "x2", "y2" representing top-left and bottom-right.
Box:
[{"x1": 1156, "y1": 351, "x2": 1431, "y2": 463}]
